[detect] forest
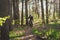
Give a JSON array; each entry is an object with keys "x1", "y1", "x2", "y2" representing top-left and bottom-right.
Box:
[{"x1": 0, "y1": 0, "x2": 60, "y2": 40}]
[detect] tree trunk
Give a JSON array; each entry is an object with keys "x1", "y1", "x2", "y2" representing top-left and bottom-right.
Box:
[
  {"x1": 8, "y1": 0, "x2": 13, "y2": 31},
  {"x1": 25, "y1": 0, "x2": 28, "y2": 25},
  {"x1": 21, "y1": 0, "x2": 24, "y2": 26},
  {"x1": 0, "y1": 0, "x2": 9, "y2": 17},
  {"x1": 35, "y1": 0, "x2": 40, "y2": 18},
  {"x1": 13, "y1": 0, "x2": 19, "y2": 20},
  {"x1": 13, "y1": 0, "x2": 20, "y2": 27},
  {"x1": 59, "y1": 0, "x2": 60, "y2": 18},
  {"x1": 46, "y1": 0, "x2": 48, "y2": 24},
  {"x1": 40, "y1": 0, "x2": 45, "y2": 24},
  {"x1": 53, "y1": 0, "x2": 56, "y2": 20},
  {"x1": 1, "y1": 19, "x2": 9, "y2": 40},
  {"x1": 0, "y1": 0, "x2": 11, "y2": 40}
]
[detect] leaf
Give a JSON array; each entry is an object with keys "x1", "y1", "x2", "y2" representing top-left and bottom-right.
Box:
[
  {"x1": 35, "y1": 30, "x2": 38, "y2": 34},
  {"x1": 2, "y1": 18, "x2": 6, "y2": 21}
]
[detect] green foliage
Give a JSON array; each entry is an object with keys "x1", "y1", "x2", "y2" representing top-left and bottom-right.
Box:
[
  {"x1": 46, "y1": 29, "x2": 60, "y2": 40},
  {"x1": 32, "y1": 28, "x2": 60, "y2": 40},
  {"x1": 14, "y1": 27, "x2": 24, "y2": 31},
  {"x1": 9, "y1": 31, "x2": 25, "y2": 38},
  {"x1": 32, "y1": 12, "x2": 38, "y2": 22},
  {"x1": 0, "y1": 16, "x2": 10, "y2": 26},
  {"x1": 15, "y1": 20, "x2": 20, "y2": 24},
  {"x1": 12, "y1": 19, "x2": 20, "y2": 25},
  {"x1": 12, "y1": 20, "x2": 15, "y2": 25},
  {"x1": 32, "y1": 28, "x2": 42, "y2": 35}
]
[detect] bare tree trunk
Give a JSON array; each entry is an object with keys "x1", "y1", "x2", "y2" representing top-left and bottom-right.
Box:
[
  {"x1": 46, "y1": 0, "x2": 48, "y2": 24},
  {"x1": 8, "y1": 0, "x2": 13, "y2": 31},
  {"x1": 59, "y1": 0, "x2": 60, "y2": 18},
  {"x1": 38, "y1": 0, "x2": 40, "y2": 18},
  {"x1": 35, "y1": 0, "x2": 40, "y2": 18},
  {"x1": 40, "y1": 0, "x2": 45, "y2": 24},
  {"x1": 25, "y1": 0, "x2": 28, "y2": 25},
  {"x1": 13, "y1": 0, "x2": 19, "y2": 20},
  {"x1": 1, "y1": 19, "x2": 9, "y2": 40},
  {"x1": 21, "y1": 0, "x2": 24, "y2": 26},
  {"x1": 0, "y1": 0, "x2": 12, "y2": 40},
  {"x1": 13, "y1": 0, "x2": 20, "y2": 27},
  {"x1": 53, "y1": 0, "x2": 56, "y2": 20}
]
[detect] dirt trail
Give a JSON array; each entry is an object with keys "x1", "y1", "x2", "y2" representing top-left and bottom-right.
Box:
[
  {"x1": 19, "y1": 19, "x2": 42, "y2": 40},
  {"x1": 19, "y1": 23, "x2": 40, "y2": 40},
  {"x1": 19, "y1": 27, "x2": 36, "y2": 40}
]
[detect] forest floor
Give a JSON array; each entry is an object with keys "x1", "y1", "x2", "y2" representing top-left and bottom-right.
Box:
[
  {"x1": 10, "y1": 19, "x2": 41, "y2": 40},
  {"x1": 19, "y1": 20, "x2": 41, "y2": 40},
  {"x1": 19, "y1": 22, "x2": 60, "y2": 40},
  {"x1": 19, "y1": 24, "x2": 40, "y2": 40},
  {"x1": 10, "y1": 19, "x2": 60, "y2": 40}
]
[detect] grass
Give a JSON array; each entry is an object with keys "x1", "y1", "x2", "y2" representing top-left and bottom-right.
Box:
[
  {"x1": 32, "y1": 23, "x2": 60, "y2": 40},
  {"x1": 9, "y1": 27, "x2": 25, "y2": 40},
  {"x1": 13, "y1": 27, "x2": 25, "y2": 31},
  {"x1": 9, "y1": 30, "x2": 25, "y2": 39},
  {"x1": 32, "y1": 28, "x2": 60, "y2": 40}
]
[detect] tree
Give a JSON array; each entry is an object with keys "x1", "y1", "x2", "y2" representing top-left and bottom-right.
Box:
[
  {"x1": 0, "y1": 0, "x2": 12, "y2": 40},
  {"x1": 46, "y1": 0, "x2": 49, "y2": 24},
  {"x1": 21, "y1": 0, "x2": 24, "y2": 26},
  {"x1": 8, "y1": 0, "x2": 13, "y2": 31},
  {"x1": 13, "y1": 0, "x2": 20, "y2": 26},
  {"x1": 53, "y1": 0, "x2": 56, "y2": 20},
  {"x1": 40, "y1": 0, "x2": 45, "y2": 24},
  {"x1": 25, "y1": 0, "x2": 28, "y2": 25},
  {"x1": 59, "y1": 0, "x2": 60, "y2": 18},
  {"x1": 35, "y1": 0, "x2": 40, "y2": 18}
]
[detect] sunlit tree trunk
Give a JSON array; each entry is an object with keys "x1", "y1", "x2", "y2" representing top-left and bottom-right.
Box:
[
  {"x1": 38, "y1": 0, "x2": 40, "y2": 18},
  {"x1": 53, "y1": 0, "x2": 56, "y2": 20},
  {"x1": 59, "y1": 0, "x2": 60, "y2": 18},
  {"x1": 35, "y1": 0, "x2": 40, "y2": 18},
  {"x1": 55, "y1": 1, "x2": 58, "y2": 17}
]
